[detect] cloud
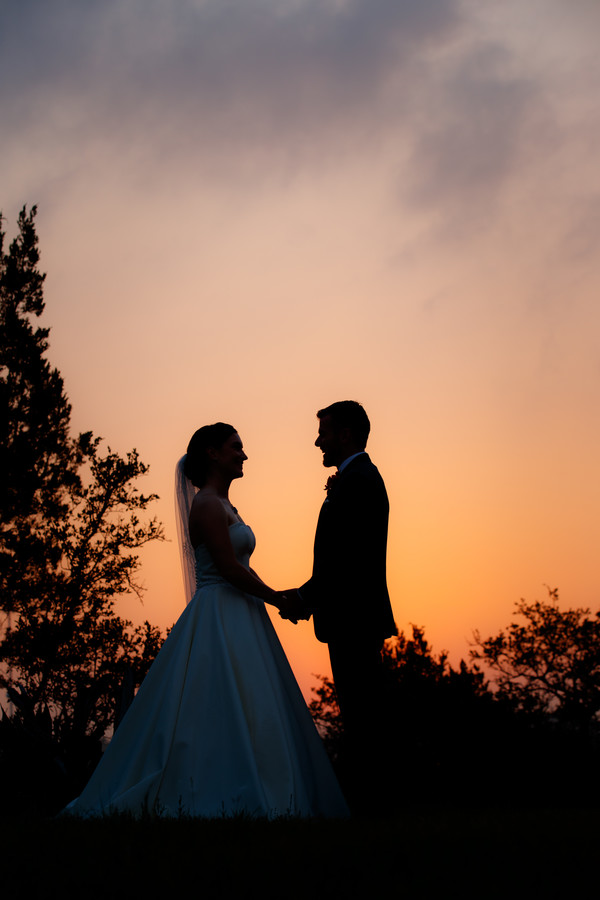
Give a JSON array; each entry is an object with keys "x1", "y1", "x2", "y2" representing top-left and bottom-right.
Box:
[
  {"x1": 1, "y1": 1, "x2": 462, "y2": 166},
  {"x1": 404, "y1": 42, "x2": 539, "y2": 224},
  {"x1": 2, "y1": 0, "x2": 597, "y2": 237}
]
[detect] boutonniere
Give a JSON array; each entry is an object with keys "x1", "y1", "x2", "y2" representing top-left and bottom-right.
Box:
[{"x1": 325, "y1": 472, "x2": 339, "y2": 495}]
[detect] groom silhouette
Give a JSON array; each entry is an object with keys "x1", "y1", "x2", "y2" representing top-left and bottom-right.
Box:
[{"x1": 283, "y1": 401, "x2": 396, "y2": 804}]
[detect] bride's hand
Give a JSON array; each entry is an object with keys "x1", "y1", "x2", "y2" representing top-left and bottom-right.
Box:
[{"x1": 277, "y1": 592, "x2": 299, "y2": 624}]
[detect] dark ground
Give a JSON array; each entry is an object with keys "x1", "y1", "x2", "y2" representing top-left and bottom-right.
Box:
[{"x1": 3, "y1": 807, "x2": 599, "y2": 899}]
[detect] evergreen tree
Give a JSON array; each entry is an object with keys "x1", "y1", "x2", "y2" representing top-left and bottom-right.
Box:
[
  {"x1": 0, "y1": 205, "x2": 84, "y2": 605},
  {"x1": 0, "y1": 208, "x2": 165, "y2": 807}
]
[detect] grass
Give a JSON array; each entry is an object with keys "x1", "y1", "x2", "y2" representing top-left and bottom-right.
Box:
[{"x1": 3, "y1": 806, "x2": 600, "y2": 899}]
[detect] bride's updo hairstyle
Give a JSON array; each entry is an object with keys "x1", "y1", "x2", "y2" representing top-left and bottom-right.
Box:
[{"x1": 184, "y1": 423, "x2": 237, "y2": 488}]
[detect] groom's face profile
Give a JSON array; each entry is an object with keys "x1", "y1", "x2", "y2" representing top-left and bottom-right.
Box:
[{"x1": 315, "y1": 415, "x2": 348, "y2": 468}]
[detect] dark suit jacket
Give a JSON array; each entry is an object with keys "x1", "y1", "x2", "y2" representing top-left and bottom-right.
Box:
[{"x1": 300, "y1": 453, "x2": 397, "y2": 645}]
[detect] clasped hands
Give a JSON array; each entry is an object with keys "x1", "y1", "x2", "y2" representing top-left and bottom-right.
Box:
[{"x1": 277, "y1": 589, "x2": 310, "y2": 625}]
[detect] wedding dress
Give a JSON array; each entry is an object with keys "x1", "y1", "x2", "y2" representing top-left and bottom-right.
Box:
[{"x1": 65, "y1": 520, "x2": 348, "y2": 818}]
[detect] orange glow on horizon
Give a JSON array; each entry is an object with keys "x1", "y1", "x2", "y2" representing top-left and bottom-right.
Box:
[{"x1": 3, "y1": 0, "x2": 600, "y2": 701}]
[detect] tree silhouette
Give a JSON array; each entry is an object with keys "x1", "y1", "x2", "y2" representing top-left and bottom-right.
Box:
[
  {"x1": 0, "y1": 205, "x2": 83, "y2": 602},
  {"x1": 312, "y1": 618, "x2": 600, "y2": 808},
  {"x1": 0, "y1": 207, "x2": 165, "y2": 809},
  {"x1": 1, "y1": 444, "x2": 165, "y2": 742},
  {"x1": 310, "y1": 627, "x2": 498, "y2": 805},
  {"x1": 471, "y1": 587, "x2": 600, "y2": 733}
]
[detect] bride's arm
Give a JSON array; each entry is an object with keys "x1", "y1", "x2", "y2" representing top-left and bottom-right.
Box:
[{"x1": 189, "y1": 495, "x2": 281, "y2": 607}]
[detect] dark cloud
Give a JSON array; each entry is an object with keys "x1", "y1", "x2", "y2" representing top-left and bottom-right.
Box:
[
  {"x1": 0, "y1": 1, "x2": 462, "y2": 161},
  {"x1": 0, "y1": 0, "x2": 587, "y2": 233}
]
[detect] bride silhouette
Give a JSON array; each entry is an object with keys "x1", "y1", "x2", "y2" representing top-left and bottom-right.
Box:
[{"x1": 65, "y1": 423, "x2": 348, "y2": 818}]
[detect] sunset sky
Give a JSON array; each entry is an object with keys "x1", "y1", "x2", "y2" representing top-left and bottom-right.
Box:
[{"x1": 2, "y1": 0, "x2": 599, "y2": 699}]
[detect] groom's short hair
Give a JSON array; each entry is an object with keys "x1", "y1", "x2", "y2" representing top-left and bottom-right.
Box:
[{"x1": 317, "y1": 401, "x2": 370, "y2": 449}]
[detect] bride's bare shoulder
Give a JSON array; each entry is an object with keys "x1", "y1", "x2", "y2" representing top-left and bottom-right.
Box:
[
  {"x1": 191, "y1": 490, "x2": 225, "y2": 518},
  {"x1": 189, "y1": 491, "x2": 231, "y2": 548}
]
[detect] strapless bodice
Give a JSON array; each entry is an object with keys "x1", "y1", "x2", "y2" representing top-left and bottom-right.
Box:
[{"x1": 194, "y1": 522, "x2": 256, "y2": 589}]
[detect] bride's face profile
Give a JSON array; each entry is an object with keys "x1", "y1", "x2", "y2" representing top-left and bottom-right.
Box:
[{"x1": 209, "y1": 432, "x2": 247, "y2": 480}]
